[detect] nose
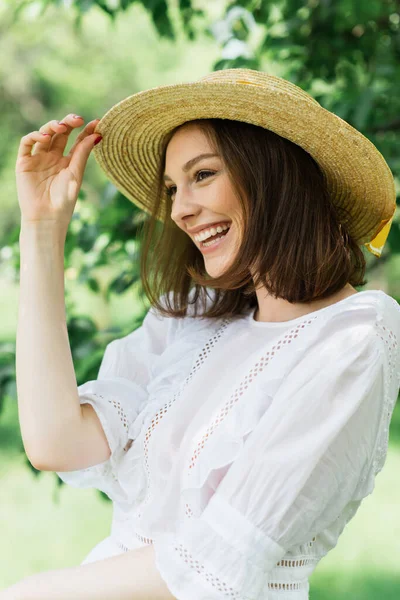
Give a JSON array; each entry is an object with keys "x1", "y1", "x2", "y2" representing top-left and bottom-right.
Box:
[{"x1": 170, "y1": 187, "x2": 198, "y2": 224}]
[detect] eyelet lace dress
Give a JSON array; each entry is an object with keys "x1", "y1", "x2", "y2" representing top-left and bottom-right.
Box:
[{"x1": 56, "y1": 288, "x2": 400, "y2": 600}]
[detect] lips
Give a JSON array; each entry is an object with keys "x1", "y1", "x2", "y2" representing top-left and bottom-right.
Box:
[
  {"x1": 189, "y1": 221, "x2": 232, "y2": 236},
  {"x1": 198, "y1": 223, "x2": 232, "y2": 253},
  {"x1": 200, "y1": 226, "x2": 230, "y2": 245},
  {"x1": 194, "y1": 224, "x2": 231, "y2": 243}
]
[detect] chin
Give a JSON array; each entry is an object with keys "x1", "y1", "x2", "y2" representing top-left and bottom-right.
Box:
[{"x1": 204, "y1": 254, "x2": 234, "y2": 277}]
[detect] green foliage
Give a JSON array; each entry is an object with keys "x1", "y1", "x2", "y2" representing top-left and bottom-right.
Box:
[
  {"x1": 0, "y1": 344, "x2": 15, "y2": 416},
  {"x1": 10, "y1": 0, "x2": 206, "y2": 40}
]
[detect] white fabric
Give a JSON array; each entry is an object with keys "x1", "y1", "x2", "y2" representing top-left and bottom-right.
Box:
[{"x1": 56, "y1": 289, "x2": 400, "y2": 599}]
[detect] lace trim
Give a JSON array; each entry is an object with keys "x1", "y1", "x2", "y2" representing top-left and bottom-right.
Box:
[
  {"x1": 163, "y1": 539, "x2": 311, "y2": 595},
  {"x1": 116, "y1": 540, "x2": 129, "y2": 553},
  {"x1": 275, "y1": 537, "x2": 317, "y2": 566},
  {"x1": 114, "y1": 538, "x2": 317, "y2": 591},
  {"x1": 132, "y1": 318, "x2": 232, "y2": 544},
  {"x1": 78, "y1": 394, "x2": 130, "y2": 477},
  {"x1": 86, "y1": 394, "x2": 130, "y2": 432},
  {"x1": 371, "y1": 316, "x2": 399, "y2": 477}
]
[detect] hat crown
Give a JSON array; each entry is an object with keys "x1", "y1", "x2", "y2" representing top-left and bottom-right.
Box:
[{"x1": 199, "y1": 68, "x2": 320, "y2": 107}]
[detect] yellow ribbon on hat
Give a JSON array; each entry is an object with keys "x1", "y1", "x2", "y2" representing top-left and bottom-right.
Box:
[{"x1": 364, "y1": 215, "x2": 394, "y2": 258}]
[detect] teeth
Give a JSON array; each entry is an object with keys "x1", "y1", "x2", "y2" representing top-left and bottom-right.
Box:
[{"x1": 194, "y1": 224, "x2": 230, "y2": 242}]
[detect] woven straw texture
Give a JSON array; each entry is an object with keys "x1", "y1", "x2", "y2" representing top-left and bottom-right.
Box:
[{"x1": 92, "y1": 68, "x2": 396, "y2": 254}]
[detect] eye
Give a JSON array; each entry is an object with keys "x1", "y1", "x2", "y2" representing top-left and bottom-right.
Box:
[
  {"x1": 165, "y1": 186, "x2": 176, "y2": 198},
  {"x1": 164, "y1": 170, "x2": 215, "y2": 199},
  {"x1": 195, "y1": 169, "x2": 215, "y2": 182}
]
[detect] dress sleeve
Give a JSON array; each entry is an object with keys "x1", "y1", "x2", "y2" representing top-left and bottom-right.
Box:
[
  {"x1": 56, "y1": 293, "x2": 178, "y2": 502},
  {"x1": 153, "y1": 303, "x2": 398, "y2": 600}
]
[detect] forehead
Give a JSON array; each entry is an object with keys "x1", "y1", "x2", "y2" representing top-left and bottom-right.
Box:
[{"x1": 166, "y1": 124, "x2": 211, "y2": 156}]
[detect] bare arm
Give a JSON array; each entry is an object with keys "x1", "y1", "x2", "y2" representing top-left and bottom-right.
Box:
[
  {"x1": 16, "y1": 221, "x2": 79, "y2": 467},
  {"x1": 16, "y1": 221, "x2": 111, "y2": 470},
  {"x1": 0, "y1": 544, "x2": 176, "y2": 600},
  {"x1": 15, "y1": 114, "x2": 110, "y2": 471}
]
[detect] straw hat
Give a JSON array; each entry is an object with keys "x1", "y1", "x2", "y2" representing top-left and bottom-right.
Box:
[{"x1": 93, "y1": 68, "x2": 396, "y2": 258}]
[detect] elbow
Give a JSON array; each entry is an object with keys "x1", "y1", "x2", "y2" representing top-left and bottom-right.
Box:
[
  {"x1": 26, "y1": 455, "x2": 49, "y2": 472},
  {"x1": 22, "y1": 438, "x2": 57, "y2": 471},
  {"x1": 23, "y1": 437, "x2": 66, "y2": 471},
  {"x1": 26, "y1": 450, "x2": 57, "y2": 472}
]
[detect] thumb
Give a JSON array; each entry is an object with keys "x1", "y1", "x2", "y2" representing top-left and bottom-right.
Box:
[{"x1": 69, "y1": 133, "x2": 102, "y2": 183}]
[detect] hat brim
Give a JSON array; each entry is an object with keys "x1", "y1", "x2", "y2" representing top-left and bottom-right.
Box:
[{"x1": 93, "y1": 78, "x2": 396, "y2": 245}]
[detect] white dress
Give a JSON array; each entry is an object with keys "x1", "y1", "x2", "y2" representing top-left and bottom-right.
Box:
[{"x1": 56, "y1": 288, "x2": 400, "y2": 600}]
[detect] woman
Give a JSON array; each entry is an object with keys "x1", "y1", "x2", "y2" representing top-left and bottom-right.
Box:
[{"x1": 6, "y1": 68, "x2": 400, "y2": 599}]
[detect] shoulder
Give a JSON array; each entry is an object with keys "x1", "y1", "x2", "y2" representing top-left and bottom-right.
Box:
[
  {"x1": 347, "y1": 290, "x2": 400, "y2": 352},
  {"x1": 286, "y1": 291, "x2": 397, "y2": 373},
  {"x1": 373, "y1": 289, "x2": 400, "y2": 336},
  {"x1": 313, "y1": 291, "x2": 400, "y2": 382},
  {"x1": 319, "y1": 290, "x2": 398, "y2": 337}
]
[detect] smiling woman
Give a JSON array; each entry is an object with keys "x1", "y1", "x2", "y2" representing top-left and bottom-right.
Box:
[
  {"x1": 138, "y1": 117, "x2": 367, "y2": 321},
  {"x1": 12, "y1": 68, "x2": 399, "y2": 600}
]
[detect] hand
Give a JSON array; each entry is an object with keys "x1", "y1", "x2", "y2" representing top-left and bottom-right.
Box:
[{"x1": 15, "y1": 115, "x2": 102, "y2": 230}]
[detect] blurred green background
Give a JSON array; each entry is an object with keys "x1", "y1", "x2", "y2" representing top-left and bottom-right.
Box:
[{"x1": 1, "y1": 0, "x2": 399, "y2": 597}]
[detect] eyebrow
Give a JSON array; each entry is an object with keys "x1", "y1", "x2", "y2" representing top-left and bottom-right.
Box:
[{"x1": 163, "y1": 153, "x2": 219, "y2": 182}]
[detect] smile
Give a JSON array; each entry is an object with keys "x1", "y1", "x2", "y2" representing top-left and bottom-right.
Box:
[{"x1": 198, "y1": 226, "x2": 231, "y2": 254}]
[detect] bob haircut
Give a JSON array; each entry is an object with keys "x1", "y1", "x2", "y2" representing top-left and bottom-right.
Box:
[{"x1": 138, "y1": 118, "x2": 367, "y2": 320}]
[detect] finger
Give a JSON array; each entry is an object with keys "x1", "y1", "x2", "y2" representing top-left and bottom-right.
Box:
[
  {"x1": 66, "y1": 119, "x2": 101, "y2": 158},
  {"x1": 32, "y1": 119, "x2": 71, "y2": 155},
  {"x1": 69, "y1": 132, "x2": 102, "y2": 185},
  {"x1": 47, "y1": 114, "x2": 86, "y2": 154},
  {"x1": 17, "y1": 131, "x2": 53, "y2": 160}
]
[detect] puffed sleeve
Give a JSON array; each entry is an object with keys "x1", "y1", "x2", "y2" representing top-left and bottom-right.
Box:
[
  {"x1": 56, "y1": 292, "x2": 178, "y2": 502},
  {"x1": 153, "y1": 304, "x2": 398, "y2": 600}
]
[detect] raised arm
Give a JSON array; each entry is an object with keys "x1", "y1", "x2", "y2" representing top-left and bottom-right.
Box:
[
  {"x1": 15, "y1": 115, "x2": 109, "y2": 471},
  {"x1": 17, "y1": 220, "x2": 112, "y2": 470}
]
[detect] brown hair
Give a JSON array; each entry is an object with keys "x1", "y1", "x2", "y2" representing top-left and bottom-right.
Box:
[{"x1": 138, "y1": 118, "x2": 367, "y2": 320}]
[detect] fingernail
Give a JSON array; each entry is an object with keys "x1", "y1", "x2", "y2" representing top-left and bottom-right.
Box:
[
  {"x1": 94, "y1": 136, "x2": 103, "y2": 146},
  {"x1": 58, "y1": 122, "x2": 67, "y2": 127},
  {"x1": 73, "y1": 115, "x2": 83, "y2": 119}
]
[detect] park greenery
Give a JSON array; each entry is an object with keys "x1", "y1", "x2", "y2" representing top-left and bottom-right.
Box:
[{"x1": 0, "y1": 0, "x2": 399, "y2": 594}]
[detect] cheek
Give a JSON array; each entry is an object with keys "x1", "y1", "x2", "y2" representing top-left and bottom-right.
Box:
[{"x1": 213, "y1": 178, "x2": 237, "y2": 208}]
